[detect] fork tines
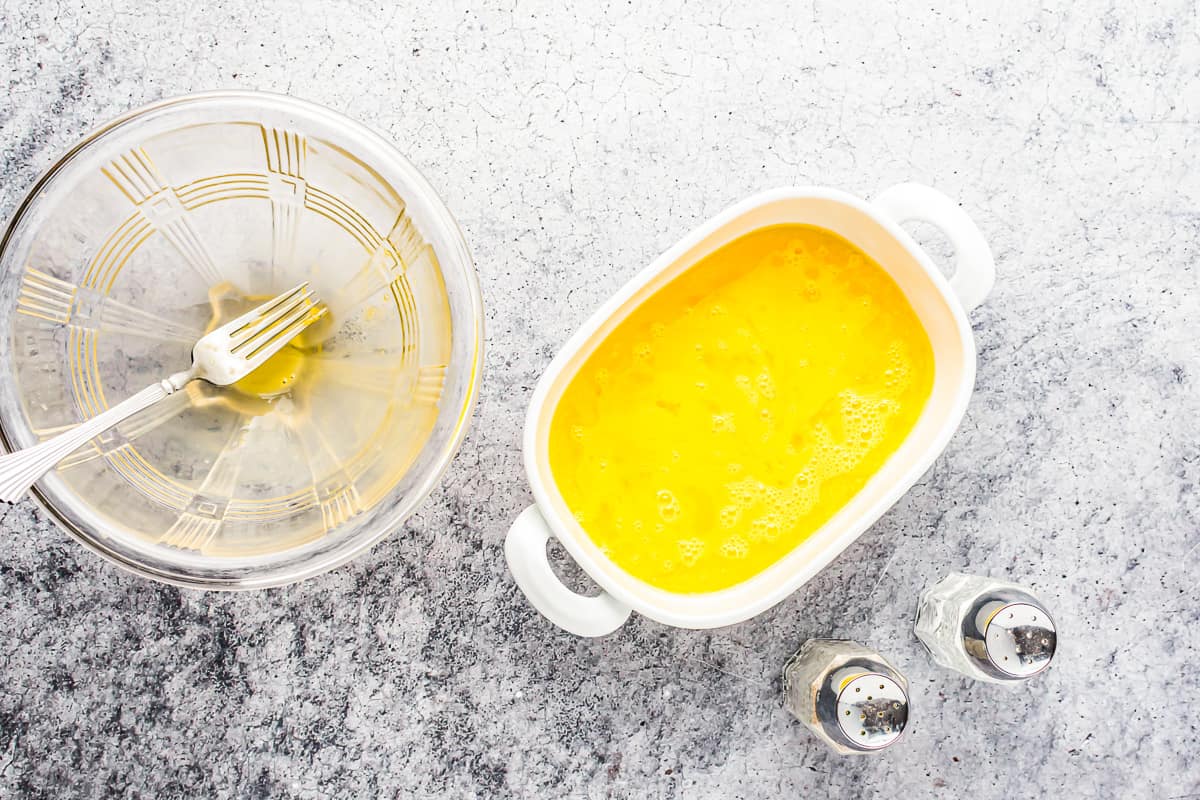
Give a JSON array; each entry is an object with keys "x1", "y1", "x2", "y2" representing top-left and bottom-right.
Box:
[{"x1": 230, "y1": 283, "x2": 324, "y2": 359}]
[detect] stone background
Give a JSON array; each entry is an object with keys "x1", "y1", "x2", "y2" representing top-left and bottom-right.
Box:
[{"x1": 1, "y1": 1, "x2": 1197, "y2": 797}]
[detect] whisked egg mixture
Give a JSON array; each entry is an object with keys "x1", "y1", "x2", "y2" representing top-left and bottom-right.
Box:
[{"x1": 549, "y1": 224, "x2": 934, "y2": 593}]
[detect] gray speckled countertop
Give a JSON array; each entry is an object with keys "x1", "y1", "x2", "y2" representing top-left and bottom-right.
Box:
[{"x1": 1, "y1": 2, "x2": 1198, "y2": 798}]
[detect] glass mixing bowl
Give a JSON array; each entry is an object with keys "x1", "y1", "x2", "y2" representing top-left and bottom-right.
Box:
[{"x1": 0, "y1": 92, "x2": 483, "y2": 588}]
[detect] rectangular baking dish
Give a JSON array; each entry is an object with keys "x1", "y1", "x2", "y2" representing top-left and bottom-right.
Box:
[{"x1": 506, "y1": 183, "x2": 995, "y2": 636}]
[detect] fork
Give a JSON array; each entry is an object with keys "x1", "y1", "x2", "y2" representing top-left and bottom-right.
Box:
[{"x1": 0, "y1": 282, "x2": 326, "y2": 503}]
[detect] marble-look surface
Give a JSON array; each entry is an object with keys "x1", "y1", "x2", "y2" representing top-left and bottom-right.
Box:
[{"x1": 1, "y1": 1, "x2": 1197, "y2": 797}]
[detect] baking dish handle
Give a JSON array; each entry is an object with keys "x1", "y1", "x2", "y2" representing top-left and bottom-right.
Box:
[
  {"x1": 505, "y1": 505, "x2": 633, "y2": 637},
  {"x1": 873, "y1": 183, "x2": 996, "y2": 313}
]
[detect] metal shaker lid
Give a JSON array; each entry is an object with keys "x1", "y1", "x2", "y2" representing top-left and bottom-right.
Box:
[
  {"x1": 983, "y1": 602, "x2": 1057, "y2": 678},
  {"x1": 833, "y1": 672, "x2": 909, "y2": 750},
  {"x1": 963, "y1": 591, "x2": 1057, "y2": 680}
]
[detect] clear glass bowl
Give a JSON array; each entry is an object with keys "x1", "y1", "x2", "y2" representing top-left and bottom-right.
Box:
[{"x1": 0, "y1": 92, "x2": 483, "y2": 588}]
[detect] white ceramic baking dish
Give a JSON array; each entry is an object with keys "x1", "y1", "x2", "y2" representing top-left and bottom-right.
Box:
[{"x1": 505, "y1": 183, "x2": 995, "y2": 636}]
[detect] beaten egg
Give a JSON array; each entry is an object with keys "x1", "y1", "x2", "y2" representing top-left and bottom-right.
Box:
[{"x1": 549, "y1": 224, "x2": 934, "y2": 593}]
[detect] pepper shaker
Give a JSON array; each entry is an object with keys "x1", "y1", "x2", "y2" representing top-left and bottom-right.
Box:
[
  {"x1": 782, "y1": 638, "x2": 909, "y2": 755},
  {"x1": 914, "y1": 572, "x2": 1057, "y2": 684}
]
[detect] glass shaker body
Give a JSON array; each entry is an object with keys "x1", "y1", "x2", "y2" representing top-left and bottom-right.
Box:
[
  {"x1": 783, "y1": 639, "x2": 909, "y2": 755},
  {"x1": 915, "y1": 572, "x2": 1057, "y2": 684}
]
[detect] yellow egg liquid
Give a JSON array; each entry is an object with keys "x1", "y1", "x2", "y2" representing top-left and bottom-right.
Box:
[
  {"x1": 233, "y1": 341, "x2": 307, "y2": 397},
  {"x1": 548, "y1": 224, "x2": 934, "y2": 593}
]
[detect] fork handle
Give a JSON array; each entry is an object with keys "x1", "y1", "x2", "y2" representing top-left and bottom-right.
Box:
[{"x1": 0, "y1": 374, "x2": 190, "y2": 503}]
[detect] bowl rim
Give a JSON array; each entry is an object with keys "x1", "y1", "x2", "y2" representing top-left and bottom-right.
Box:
[{"x1": 0, "y1": 90, "x2": 485, "y2": 589}]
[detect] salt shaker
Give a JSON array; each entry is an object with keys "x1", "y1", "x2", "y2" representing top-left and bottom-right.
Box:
[
  {"x1": 782, "y1": 639, "x2": 909, "y2": 755},
  {"x1": 914, "y1": 572, "x2": 1057, "y2": 684}
]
